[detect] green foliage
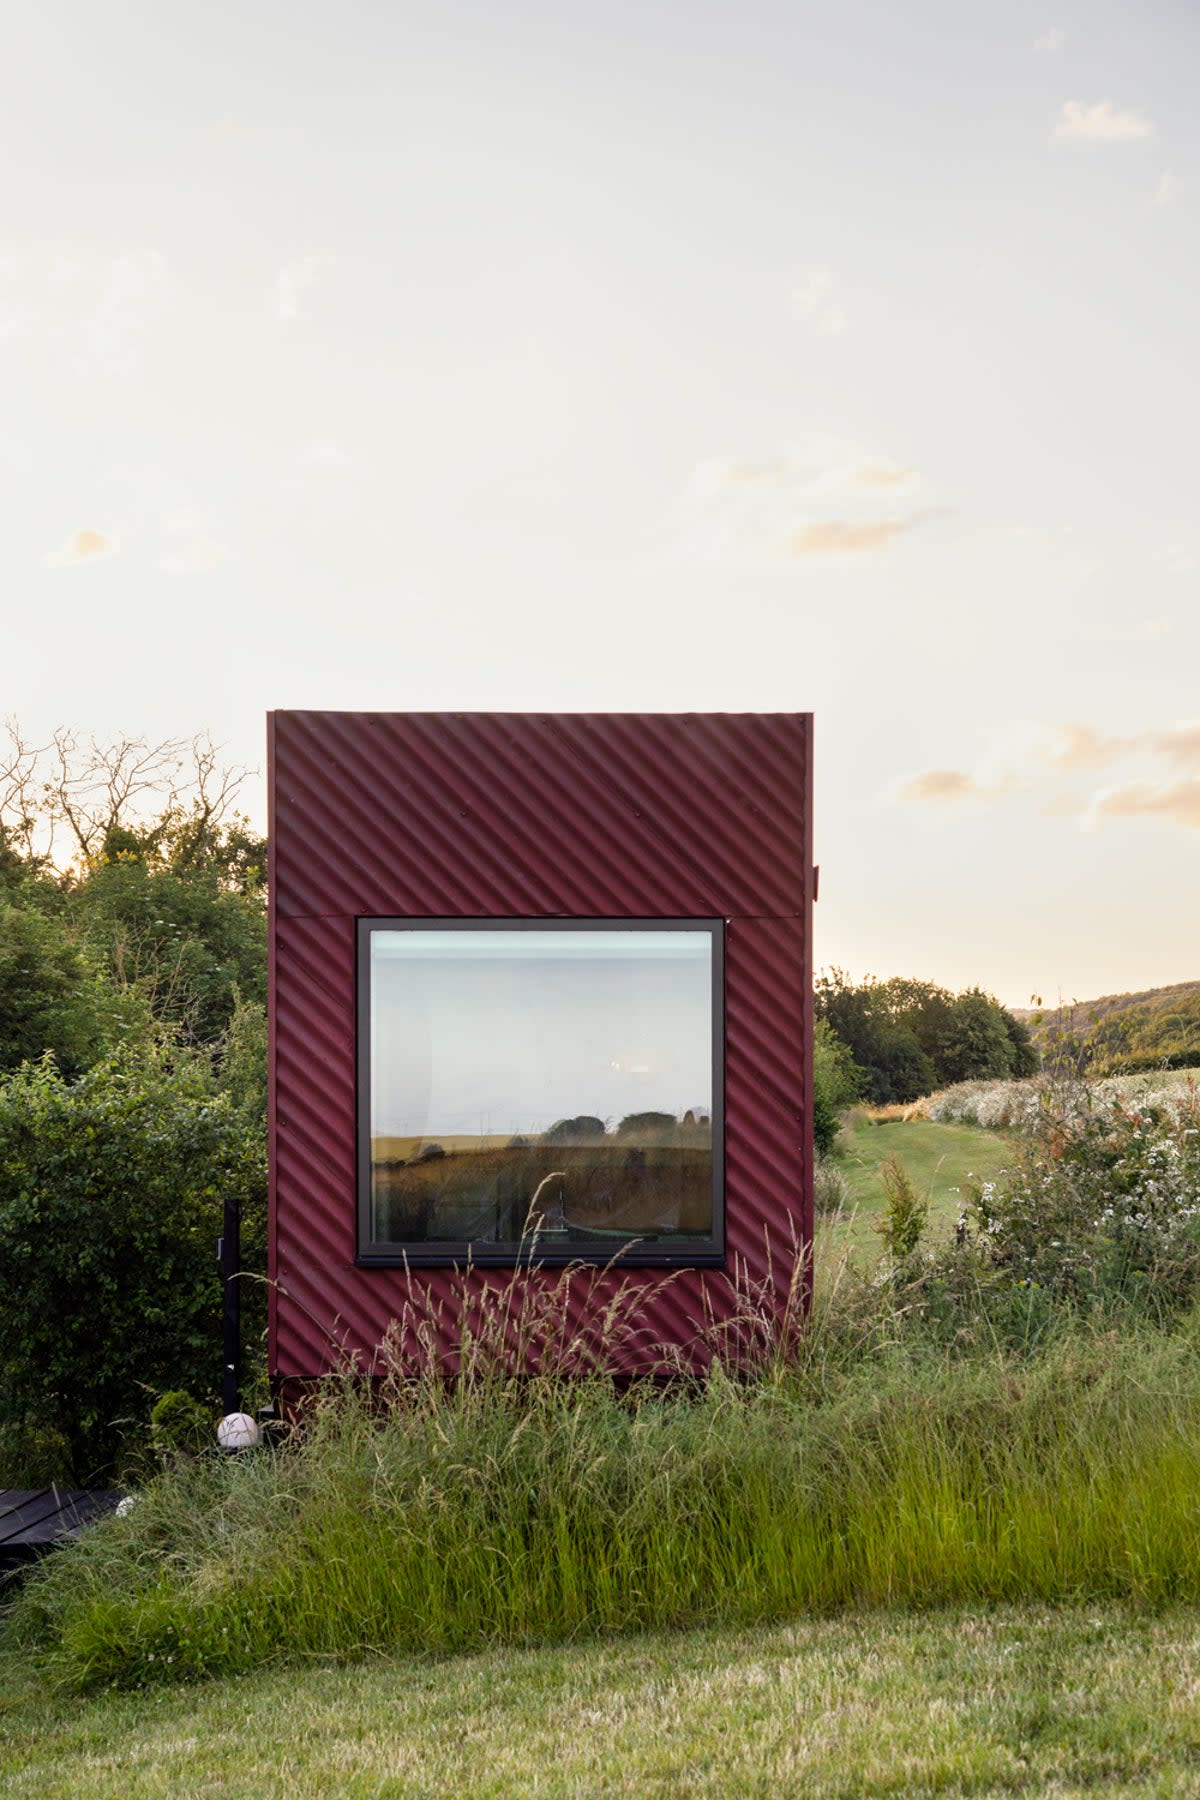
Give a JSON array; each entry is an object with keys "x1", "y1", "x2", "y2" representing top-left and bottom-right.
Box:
[
  {"x1": 1033, "y1": 986, "x2": 1200, "y2": 1079},
  {"x1": 812, "y1": 1019, "x2": 860, "y2": 1156},
  {"x1": 935, "y1": 987, "x2": 1017, "y2": 1086},
  {"x1": 872, "y1": 1152, "x2": 928, "y2": 1258},
  {"x1": 0, "y1": 904, "x2": 114, "y2": 1077},
  {"x1": 65, "y1": 857, "x2": 266, "y2": 1048},
  {"x1": 968, "y1": 1078, "x2": 1200, "y2": 1313},
  {"x1": 0, "y1": 1045, "x2": 266, "y2": 1481},
  {"x1": 150, "y1": 1390, "x2": 214, "y2": 1461},
  {"x1": 815, "y1": 968, "x2": 1036, "y2": 1103}
]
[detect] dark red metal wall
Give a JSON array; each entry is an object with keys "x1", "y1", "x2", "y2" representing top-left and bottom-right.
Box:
[{"x1": 269, "y1": 712, "x2": 813, "y2": 1379}]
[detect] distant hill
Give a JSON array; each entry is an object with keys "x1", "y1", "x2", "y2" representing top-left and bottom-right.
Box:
[{"x1": 1015, "y1": 980, "x2": 1200, "y2": 1074}]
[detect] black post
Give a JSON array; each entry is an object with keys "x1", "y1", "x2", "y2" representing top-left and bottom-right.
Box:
[{"x1": 217, "y1": 1193, "x2": 241, "y2": 1415}]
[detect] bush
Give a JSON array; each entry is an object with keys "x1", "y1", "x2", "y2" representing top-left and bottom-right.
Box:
[
  {"x1": 812, "y1": 1020, "x2": 860, "y2": 1156},
  {"x1": 969, "y1": 1077, "x2": 1200, "y2": 1314},
  {"x1": 812, "y1": 1155, "x2": 850, "y2": 1215},
  {"x1": 0, "y1": 1045, "x2": 265, "y2": 1482}
]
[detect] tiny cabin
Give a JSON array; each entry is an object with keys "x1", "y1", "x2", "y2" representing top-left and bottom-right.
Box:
[{"x1": 268, "y1": 711, "x2": 813, "y2": 1390}]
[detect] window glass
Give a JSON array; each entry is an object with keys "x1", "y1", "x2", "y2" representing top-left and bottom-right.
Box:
[{"x1": 360, "y1": 921, "x2": 722, "y2": 1263}]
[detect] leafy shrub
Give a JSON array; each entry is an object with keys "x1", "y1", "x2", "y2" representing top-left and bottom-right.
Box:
[
  {"x1": 150, "y1": 1390, "x2": 214, "y2": 1461},
  {"x1": 969, "y1": 1078, "x2": 1200, "y2": 1313},
  {"x1": 812, "y1": 1019, "x2": 860, "y2": 1156},
  {"x1": 0, "y1": 1045, "x2": 265, "y2": 1481},
  {"x1": 873, "y1": 1153, "x2": 928, "y2": 1259},
  {"x1": 812, "y1": 1155, "x2": 850, "y2": 1215}
]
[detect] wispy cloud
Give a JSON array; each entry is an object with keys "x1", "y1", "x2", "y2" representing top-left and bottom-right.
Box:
[
  {"x1": 161, "y1": 537, "x2": 224, "y2": 575},
  {"x1": 0, "y1": 245, "x2": 167, "y2": 370},
  {"x1": 897, "y1": 718, "x2": 1200, "y2": 833},
  {"x1": 159, "y1": 508, "x2": 224, "y2": 575},
  {"x1": 1165, "y1": 545, "x2": 1196, "y2": 576},
  {"x1": 899, "y1": 769, "x2": 981, "y2": 804},
  {"x1": 1151, "y1": 724, "x2": 1200, "y2": 771},
  {"x1": 1090, "y1": 779, "x2": 1200, "y2": 829},
  {"x1": 272, "y1": 254, "x2": 328, "y2": 324},
  {"x1": 1154, "y1": 169, "x2": 1177, "y2": 207},
  {"x1": 43, "y1": 528, "x2": 117, "y2": 568},
  {"x1": 791, "y1": 267, "x2": 847, "y2": 335},
  {"x1": 669, "y1": 440, "x2": 946, "y2": 568},
  {"x1": 1034, "y1": 26, "x2": 1066, "y2": 52},
  {"x1": 788, "y1": 518, "x2": 911, "y2": 557},
  {"x1": 1046, "y1": 722, "x2": 1141, "y2": 771},
  {"x1": 853, "y1": 460, "x2": 917, "y2": 490},
  {"x1": 1092, "y1": 615, "x2": 1173, "y2": 643},
  {"x1": 1052, "y1": 100, "x2": 1154, "y2": 144}
]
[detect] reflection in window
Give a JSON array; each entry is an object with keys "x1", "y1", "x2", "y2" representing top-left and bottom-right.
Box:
[{"x1": 359, "y1": 921, "x2": 722, "y2": 1263}]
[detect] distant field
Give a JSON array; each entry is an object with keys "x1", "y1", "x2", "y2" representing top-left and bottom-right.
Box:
[{"x1": 371, "y1": 1135, "x2": 713, "y2": 1242}]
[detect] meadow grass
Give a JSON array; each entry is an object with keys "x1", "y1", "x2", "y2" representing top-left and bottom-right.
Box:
[
  {"x1": 5, "y1": 1606, "x2": 1200, "y2": 1797},
  {"x1": 10, "y1": 1301, "x2": 1200, "y2": 1693},
  {"x1": 824, "y1": 1114, "x2": 1015, "y2": 1272}
]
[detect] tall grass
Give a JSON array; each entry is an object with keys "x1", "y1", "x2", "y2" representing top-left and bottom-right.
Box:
[{"x1": 11, "y1": 1260, "x2": 1200, "y2": 1691}]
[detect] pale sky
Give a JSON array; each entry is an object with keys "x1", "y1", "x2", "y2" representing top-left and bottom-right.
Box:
[
  {"x1": 370, "y1": 929, "x2": 712, "y2": 1136},
  {"x1": 3, "y1": 1, "x2": 1197, "y2": 1008}
]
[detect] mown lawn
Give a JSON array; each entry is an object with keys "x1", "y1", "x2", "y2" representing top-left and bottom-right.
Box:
[
  {"x1": 820, "y1": 1115, "x2": 1017, "y2": 1276},
  {"x1": 5, "y1": 1606, "x2": 1200, "y2": 1798}
]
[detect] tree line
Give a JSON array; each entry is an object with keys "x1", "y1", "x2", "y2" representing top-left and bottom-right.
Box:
[{"x1": 811, "y1": 969, "x2": 1038, "y2": 1154}]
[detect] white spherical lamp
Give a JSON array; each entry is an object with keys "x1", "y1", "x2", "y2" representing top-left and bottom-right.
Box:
[{"x1": 217, "y1": 1411, "x2": 261, "y2": 1452}]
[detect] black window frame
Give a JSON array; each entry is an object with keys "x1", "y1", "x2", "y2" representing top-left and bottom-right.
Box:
[{"x1": 356, "y1": 916, "x2": 726, "y2": 1268}]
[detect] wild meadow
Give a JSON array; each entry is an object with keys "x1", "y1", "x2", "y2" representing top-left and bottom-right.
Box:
[{"x1": 6, "y1": 1065, "x2": 1200, "y2": 1792}]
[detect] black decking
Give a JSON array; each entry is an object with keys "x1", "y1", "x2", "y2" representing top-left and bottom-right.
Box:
[{"x1": 0, "y1": 1488, "x2": 122, "y2": 1571}]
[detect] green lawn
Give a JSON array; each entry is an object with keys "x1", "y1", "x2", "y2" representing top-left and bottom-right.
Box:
[
  {"x1": 5, "y1": 1607, "x2": 1200, "y2": 1797},
  {"x1": 821, "y1": 1114, "x2": 1017, "y2": 1276}
]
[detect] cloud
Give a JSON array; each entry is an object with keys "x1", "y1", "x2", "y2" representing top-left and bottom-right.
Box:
[
  {"x1": 788, "y1": 518, "x2": 910, "y2": 557},
  {"x1": 791, "y1": 267, "x2": 847, "y2": 335},
  {"x1": 1154, "y1": 169, "x2": 1177, "y2": 207},
  {"x1": 272, "y1": 254, "x2": 327, "y2": 324},
  {"x1": 1046, "y1": 722, "x2": 1141, "y2": 770},
  {"x1": 898, "y1": 718, "x2": 1200, "y2": 834},
  {"x1": 1091, "y1": 779, "x2": 1200, "y2": 830},
  {"x1": 43, "y1": 528, "x2": 117, "y2": 567},
  {"x1": 1092, "y1": 615, "x2": 1173, "y2": 642},
  {"x1": 1151, "y1": 724, "x2": 1200, "y2": 771},
  {"x1": 84, "y1": 252, "x2": 168, "y2": 368},
  {"x1": 668, "y1": 439, "x2": 944, "y2": 569},
  {"x1": 1166, "y1": 546, "x2": 1196, "y2": 576},
  {"x1": 899, "y1": 769, "x2": 981, "y2": 804},
  {"x1": 160, "y1": 537, "x2": 224, "y2": 575},
  {"x1": 1052, "y1": 100, "x2": 1154, "y2": 144},
  {"x1": 159, "y1": 507, "x2": 225, "y2": 574},
  {"x1": 853, "y1": 460, "x2": 917, "y2": 490},
  {"x1": 1034, "y1": 26, "x2": 1066, "y2": 51},
  {"x1": 0, "y1": 245, "x2": 167, "y2": 369}
]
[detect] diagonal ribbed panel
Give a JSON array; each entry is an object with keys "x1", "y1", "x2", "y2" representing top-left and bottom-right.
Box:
[{"x1": 269, "y1": 712, "x2": 813, "y2": 1380}]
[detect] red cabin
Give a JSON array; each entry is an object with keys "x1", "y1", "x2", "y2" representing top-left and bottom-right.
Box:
[{"x1": 268, "y1": 711, "x2": 813, "y2": 1388}]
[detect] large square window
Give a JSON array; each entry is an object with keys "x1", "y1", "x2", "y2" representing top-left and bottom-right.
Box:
[{"x1": 357, "y1": 919, "x2": 724, "y2": 1265}]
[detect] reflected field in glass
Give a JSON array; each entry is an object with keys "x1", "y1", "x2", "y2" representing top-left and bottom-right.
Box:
[{"x1": 363, "y1": 923, "x2": 720, "y2": 1257}]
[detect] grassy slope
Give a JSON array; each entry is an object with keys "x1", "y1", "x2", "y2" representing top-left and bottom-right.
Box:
[
  {"x1": 5, "y1": 1608, "x2": 1200, "y2": 1797},
  {"x1": 822, "y1": 1114, "x2": 1017, "y2": 1274}
]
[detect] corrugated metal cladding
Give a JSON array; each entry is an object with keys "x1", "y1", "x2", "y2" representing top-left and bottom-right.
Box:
[{"x1": 269, "y1": 711, "x2": 813, "y2": 1382}]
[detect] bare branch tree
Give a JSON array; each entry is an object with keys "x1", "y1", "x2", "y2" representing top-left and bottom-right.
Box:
[
  {"x1": 0, "y1": 718, "x2": 52, "y2": 858},
  {"x1": 0, "y1": 722, "x2": 257, "y2": 874}
]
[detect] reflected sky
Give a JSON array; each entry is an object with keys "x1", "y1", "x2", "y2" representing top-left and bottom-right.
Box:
[{"x1": 370, "y1": 928, "x2": 713, "y2": 1137}]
